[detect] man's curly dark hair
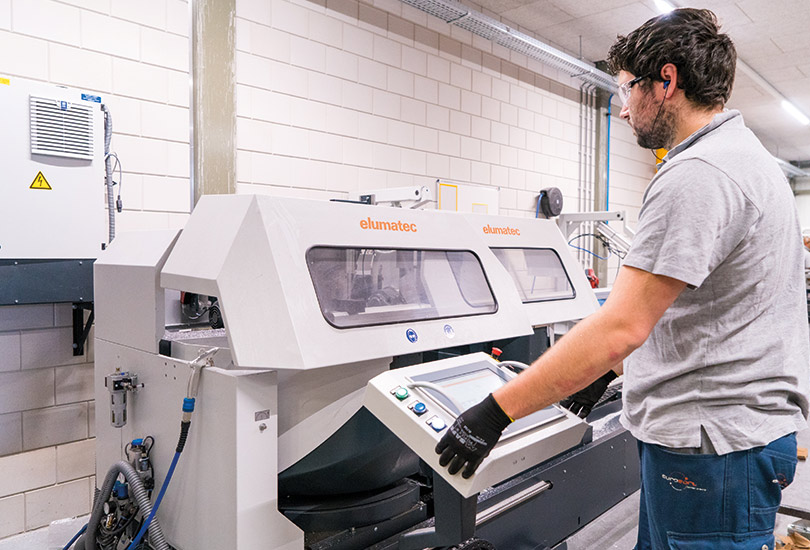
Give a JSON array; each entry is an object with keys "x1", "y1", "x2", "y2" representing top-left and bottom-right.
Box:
[{"x1": 607, "y1": 8, "x2": 736, "y2": 109}]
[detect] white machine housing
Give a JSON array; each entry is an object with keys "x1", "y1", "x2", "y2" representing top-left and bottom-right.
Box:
[
  {"x1": 159, "y1": 195, "x2": 533, "y2": 370},
  {"x1": 465, "y1": 213, "x2": 600, "y2": 325},
  {"x1": 94, "y1": 195, "x2": 536, "y2": 550},
  {"x1": 0, "y1": 76, "x2": 106, "y2": 259}
]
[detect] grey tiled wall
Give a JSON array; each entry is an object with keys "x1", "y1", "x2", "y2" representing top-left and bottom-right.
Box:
[{"x1": 0, "y1": 304, "x2": 95, "y2": 537}]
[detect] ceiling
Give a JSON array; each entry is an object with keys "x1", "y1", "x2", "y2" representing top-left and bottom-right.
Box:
[{"x1": 468, "y1": 0, "x2": 810, "y2": 162}]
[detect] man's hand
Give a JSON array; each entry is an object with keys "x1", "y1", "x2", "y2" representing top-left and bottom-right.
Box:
[
  {"x1": 559, "y1": 370, "x2": 618, "y2": 418},
  {"x1": 434, "y1": 394, "x2": 512, "y2": 478}
]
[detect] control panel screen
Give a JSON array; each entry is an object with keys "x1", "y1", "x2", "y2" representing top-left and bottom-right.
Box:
[{"x1": 433, "y1": 368, "x2": 506, "y2": 412}]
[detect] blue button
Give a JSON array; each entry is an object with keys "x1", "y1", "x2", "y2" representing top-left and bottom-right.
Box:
[
  {"x1": 428, "y1": 417, "x2": 446, "y2": 432},
  {"x1": 413, "y1": 402, "x2": 427, "y2": 415}
]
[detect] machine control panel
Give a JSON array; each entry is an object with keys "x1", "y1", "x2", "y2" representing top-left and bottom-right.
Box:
[{"x1": 364, "y1": 352, "x2": 590, "y2": 497}]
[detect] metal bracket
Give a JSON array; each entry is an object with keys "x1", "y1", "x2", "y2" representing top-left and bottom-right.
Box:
[
  {"x1": 399, "y1": 474, "x2": 477, "y2": 550},
  {"x1": 348, "y1": 185, "x2": 432, "y2": 209},
  {"x1": 72, "y1": 302, "x2": 94, "y2": 356},
  {"x1": 556, "y1": 210, "x2": 625, "y2": 241}
]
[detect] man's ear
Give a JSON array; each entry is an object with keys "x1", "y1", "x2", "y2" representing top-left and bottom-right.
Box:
[{"x1": 659, "y1": 63, "x2": 678, "y2": 98}]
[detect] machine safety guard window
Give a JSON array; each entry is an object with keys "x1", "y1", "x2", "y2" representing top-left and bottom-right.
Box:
[
  {"x1": 491, "y1": 247, "x2": 576, "y2": 303},
  {"x1": 306, "y1": 246, "x2": 497, "y2": 329}
]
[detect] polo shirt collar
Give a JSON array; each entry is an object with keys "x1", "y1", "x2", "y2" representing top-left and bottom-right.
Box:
[{"x1": 658, "y1": 109, "x2": 741, "y2": 169}]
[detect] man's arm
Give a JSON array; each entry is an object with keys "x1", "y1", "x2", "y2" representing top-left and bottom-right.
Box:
[
  {"x1": 493, "y1": 265, "x2": 686, "y2": 420},
  {"x1": 435, "y1": 265, "x2": 686, "y2": 477}
]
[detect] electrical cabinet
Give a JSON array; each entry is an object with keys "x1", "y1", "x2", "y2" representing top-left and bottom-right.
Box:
[{"x1": 0, "y1": 76, "x2": 107, "y2": 304}]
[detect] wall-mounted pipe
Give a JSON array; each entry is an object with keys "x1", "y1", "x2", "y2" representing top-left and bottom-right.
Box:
[{"x1": 606, "y1": 94, "x2": 613, "y2": 210}]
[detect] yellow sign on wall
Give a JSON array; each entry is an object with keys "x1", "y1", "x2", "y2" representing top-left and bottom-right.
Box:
[{"x1": 30, "y1": 171, "x2": 52, "y2": 190}]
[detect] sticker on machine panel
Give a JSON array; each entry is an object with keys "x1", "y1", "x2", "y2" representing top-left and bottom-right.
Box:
[
  {"x1": 406, "y1": 328, "x2": 418, "y2": 343},
  {"x1": 443, "y1": 324, "x2": 455, "y2": 338},
  {"x1": 81, "y1": 93, "x2": 101, "y2": 103},
  {"x1": 60, "y1": 101, "x2": 68, "y2": 111},
  {"x1": 0, "y1": 77, "x2": 9, "y2": 86},
  {"x1": 29, "y1": 171, "x2": 52, "y2": 190}
]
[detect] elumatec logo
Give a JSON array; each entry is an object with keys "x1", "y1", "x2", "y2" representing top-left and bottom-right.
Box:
[
  {"x1": 482, "y1": 224, "x2": 520, "y2": 236},
  {"x1": 360, "y1": 218, "x2": 417, "y2": 232}
]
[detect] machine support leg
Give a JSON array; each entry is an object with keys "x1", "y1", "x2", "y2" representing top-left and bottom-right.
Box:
[
  {"x1": 72, "y1": 302, "x2": 94, "y2": 356},
  {"x1": 399, "y1": 474, "x2": 477, "y2": 550}
]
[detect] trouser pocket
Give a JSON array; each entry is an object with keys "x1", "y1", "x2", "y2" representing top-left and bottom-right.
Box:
[
  {"x1": 667, "y1": 530, "x2": 775, "y2": 549},
  {"x1": 749, "y1": 435, "x2": 797, "y2": 532}
]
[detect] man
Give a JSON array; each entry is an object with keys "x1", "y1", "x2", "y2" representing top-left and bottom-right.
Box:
[{"x1": 436, "y1": 8, "x2": 810, "y2": 549}]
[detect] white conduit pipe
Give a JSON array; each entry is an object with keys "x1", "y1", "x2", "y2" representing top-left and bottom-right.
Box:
[{"x1": 577, "y1": 82, "x2": 587, "y2": 265}]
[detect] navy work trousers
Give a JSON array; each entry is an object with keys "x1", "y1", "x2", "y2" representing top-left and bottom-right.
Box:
[{"x1": 634, "y1": 433, "x2": 797, "y2": 550}]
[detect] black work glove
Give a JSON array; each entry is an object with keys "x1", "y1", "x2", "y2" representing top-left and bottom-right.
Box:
[
  {"x1": 435, "y1": 394, "x2": 512, "y2": 478},
  {"x1": 559, "y1": 370, "x2": 618, "y2": 418}
]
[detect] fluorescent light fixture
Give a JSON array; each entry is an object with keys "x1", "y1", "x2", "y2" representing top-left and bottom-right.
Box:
[
  {"x1": 781, "y1": 100, "x2": 810, "y2": 125},
  {"x1": 654, "y1": 0, "x2": 675, "y2": 13}
]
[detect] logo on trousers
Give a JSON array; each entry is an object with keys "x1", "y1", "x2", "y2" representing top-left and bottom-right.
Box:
[{"x1": 662, "y1": 472, "x2": 707, "y2": 492}]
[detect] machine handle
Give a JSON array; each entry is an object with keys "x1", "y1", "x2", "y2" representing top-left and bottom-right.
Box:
[{"x1": 475, "y1": 479, "x2": 553, "y2": 525}]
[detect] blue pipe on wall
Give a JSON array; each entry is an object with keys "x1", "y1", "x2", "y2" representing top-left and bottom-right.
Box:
[{"x1": 606, "y1": 93, "x2": 614, "y2": 211}]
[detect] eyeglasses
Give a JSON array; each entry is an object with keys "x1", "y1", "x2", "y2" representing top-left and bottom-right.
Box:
[{"x1": 617, "y1": 74, "x2": 648, "y2": 105}]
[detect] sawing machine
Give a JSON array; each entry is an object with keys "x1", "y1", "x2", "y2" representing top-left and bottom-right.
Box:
[{"x1": 88, "y1": 195, "x2": 637, "y2": 550}]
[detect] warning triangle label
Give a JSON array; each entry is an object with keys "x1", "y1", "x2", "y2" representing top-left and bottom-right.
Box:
[{"x1": 30, "y1": 171, "x2": 52, "y2": 190}]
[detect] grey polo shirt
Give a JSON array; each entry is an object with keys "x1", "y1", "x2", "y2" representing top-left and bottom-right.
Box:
[{"x1": 620, "y1": 110, "x2": 810, "y2": 454}]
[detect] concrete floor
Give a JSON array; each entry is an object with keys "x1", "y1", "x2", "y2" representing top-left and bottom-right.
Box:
[{"x1": 554, "y1": 490, "x2": 641, "y2": 550}]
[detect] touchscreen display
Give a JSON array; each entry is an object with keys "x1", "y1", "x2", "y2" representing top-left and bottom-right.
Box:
[{"x1": 434, "y1": 368, "x2": 505, "y2": 412}]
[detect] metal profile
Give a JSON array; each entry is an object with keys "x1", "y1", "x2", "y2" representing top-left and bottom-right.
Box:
[{"x1": 401, "y1": 0, "x2": 617, "y2": 92}]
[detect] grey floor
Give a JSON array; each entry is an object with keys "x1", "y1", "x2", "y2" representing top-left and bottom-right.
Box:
[{"x1": 554, "y1": 429, "x2": 810, "y2": 550}]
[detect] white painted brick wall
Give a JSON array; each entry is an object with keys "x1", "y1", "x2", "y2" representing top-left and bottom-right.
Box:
[
  {"x1": 24, "y1": 478, "x2": 90, "y2": 530},
  {"x1": 22, "y1": 404, "x2": 89, "y2": 451},
  {"x1": 0, "y1": 448, "x2": 56, "y2": 498},
  {"x1": 0, "y1": 414, "x2": 21, "y2": 456},
  {"x1": 0, "y1": 495, "x2": 24, "y2": 539},
  {"x1": 236, "y1": 0, "x2": 639, "y2": 205},
  {"x1": 56, "y1": 440, "x2": 95, "y2": 484}
]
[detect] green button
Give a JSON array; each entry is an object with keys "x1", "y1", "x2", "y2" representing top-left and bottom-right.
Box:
[{"x1": 395, "y1": 387, "x2": 409, "y2": 400}]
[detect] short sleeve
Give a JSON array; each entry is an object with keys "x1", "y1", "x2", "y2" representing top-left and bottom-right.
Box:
[{"x1": 623, "y1": 159, "x2": 760, "y2": 288}]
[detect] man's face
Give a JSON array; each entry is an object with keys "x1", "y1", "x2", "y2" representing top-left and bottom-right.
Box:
[{"x1": 618, "y1": 70, "x2": 677, "y2": 150}]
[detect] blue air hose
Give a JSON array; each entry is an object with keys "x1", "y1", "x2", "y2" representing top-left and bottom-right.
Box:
[
  {"x1": 62, "y1": 523, "x2": 86, "y2": 550},
  {"x1": 126, "y1": 398, "x2": 195, "y2": 550}
]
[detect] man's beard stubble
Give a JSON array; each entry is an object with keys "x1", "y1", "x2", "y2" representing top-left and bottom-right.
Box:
[{"x1": 636, "y1": 100, "x2": 677, "y2": 151}]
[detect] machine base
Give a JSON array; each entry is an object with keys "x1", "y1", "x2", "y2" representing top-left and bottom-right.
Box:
[
  {"x1": 370, "y1": 426, "x2": 638, "y2": 550},
  {"x1": 304, "y1": 498, "x2": 428, "y2": 550},
  {"x1": 282, "y1": 478, "x2": 423, "y2": 533}
]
